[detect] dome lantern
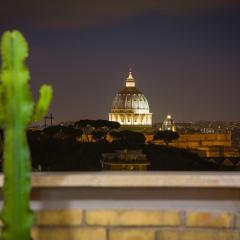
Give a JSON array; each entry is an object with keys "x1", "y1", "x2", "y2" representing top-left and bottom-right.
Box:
[{"x1": 126, "y1": 71, "x2": 135, "y2": 87}]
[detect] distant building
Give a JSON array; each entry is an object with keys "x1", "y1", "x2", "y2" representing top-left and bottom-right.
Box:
[
  {"x1": 101, "y1": 149, "x2": 150, "y2": 170},
  {"x1": 161, "y1": 115, "x2": 176, "y2": 132},
  {"x1": 148, "y1": 132, "x2": 239, "y2": 158},
  {"x1": 109, "y1": 71, "x2": 152, "y2": 126}
]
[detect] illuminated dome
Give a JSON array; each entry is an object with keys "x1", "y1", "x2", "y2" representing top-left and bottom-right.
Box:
[
  {"x1": 161, "y1": 115, "x2": 176, "y2": 132},
  {"x1": 109, "y1": 71, "x2": 152, "y2": 126}
]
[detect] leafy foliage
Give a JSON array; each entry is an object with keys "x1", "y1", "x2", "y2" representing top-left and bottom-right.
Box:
[
  {"x1": 110, "y1": 130, "x2": 146, "y2": 149},
  {"x1": 25, "y1": 123, "x2": 225, "y2": 171},
  {"x1": 43, "y1": 125, "x2": 82, "y2": 141},
  {"x1": 144, "y1": 144, "x2": 211, "y2": 170},
  {"x1": 0, "y1": 30, "x2": 52, "y2": 240},
  {"x1": 154, "y1": 130, "x2": 179, "y2": 146},
  {"x1": 74, "y1": 119, "x2": 120, "y2": 142}
]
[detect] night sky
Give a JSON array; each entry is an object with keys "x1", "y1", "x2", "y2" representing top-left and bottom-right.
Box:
[{"x1": 1, "y1": 1, "x2": 240, "y2": 123}]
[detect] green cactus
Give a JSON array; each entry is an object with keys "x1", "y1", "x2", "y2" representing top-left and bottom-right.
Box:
[{"x1": 0, "y1": 30, "x2": 52, "y2": 239}]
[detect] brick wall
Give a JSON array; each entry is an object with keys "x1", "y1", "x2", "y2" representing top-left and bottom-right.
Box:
[{"x1": 31, "y1": 209, "x2": 240, "y2": 240}]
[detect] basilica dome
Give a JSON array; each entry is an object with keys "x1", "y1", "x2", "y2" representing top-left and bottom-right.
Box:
[{"x1": 109, "y1": 71, "x2": 152, "y2": 126}]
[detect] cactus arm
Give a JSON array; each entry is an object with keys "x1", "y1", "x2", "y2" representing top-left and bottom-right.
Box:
[
  {"x1": 0, "y1": 86, "x2": 6, "y2": 126},
  {"x1": 32, "y1": 84, "x2": 52, "y2": 122},
  {"x1": 0, "y1": 30, "x2": 52, "y2": 240}
]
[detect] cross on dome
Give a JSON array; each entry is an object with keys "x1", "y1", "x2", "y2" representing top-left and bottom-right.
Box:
[{"x1": 128, "y1": 71, "x2": 134, "y2": 80}]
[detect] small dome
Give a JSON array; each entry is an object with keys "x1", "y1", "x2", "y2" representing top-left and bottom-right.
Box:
[{"x1": 162, "y1": 115, "x2": 176, "y2": 131}]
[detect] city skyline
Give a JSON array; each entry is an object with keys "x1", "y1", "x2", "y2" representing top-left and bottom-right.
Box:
[{"x1": 1, "y1": 1, "x2": 240, "y2": 122}]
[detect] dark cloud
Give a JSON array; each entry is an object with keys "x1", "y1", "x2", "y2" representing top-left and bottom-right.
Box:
[{"x1": 1, "y1": 0, "x2": 240, "y2": 30}]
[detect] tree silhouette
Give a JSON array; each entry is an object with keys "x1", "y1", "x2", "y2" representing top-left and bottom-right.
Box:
[
  {"x1": 92, "y1": 130, "x2": 105, "y2": 142},
  {"x1": 154, "y1": 130, "x2": 179, "y2": 146},
  {"x1": 110, "y1": 130, "x2": 146, "y2": 149},
  {"x1": 74, "y1": 119, "x2": 120, "y2": 142},
  {"x1": 74, "y1": 120, "x2": 95, "y2": 142},
  {"x1": 43, "y1": 125, "x2": 82, "y2": 141},
  {"x1": 94, "y1": 120, "x2": 120, "y2": 140}
]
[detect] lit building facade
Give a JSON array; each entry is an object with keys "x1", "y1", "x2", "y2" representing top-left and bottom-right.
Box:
[{"x1": 109, "y1": 71, "x2": 152, "y2": 126}]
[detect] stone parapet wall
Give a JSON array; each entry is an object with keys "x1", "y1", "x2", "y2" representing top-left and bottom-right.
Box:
[
  {"x1": 0, "y1": 172, "x2": 239, "y2": 240},
  {"x1": 31, "y1": 209, "x2": 240, "y2": 240}
]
